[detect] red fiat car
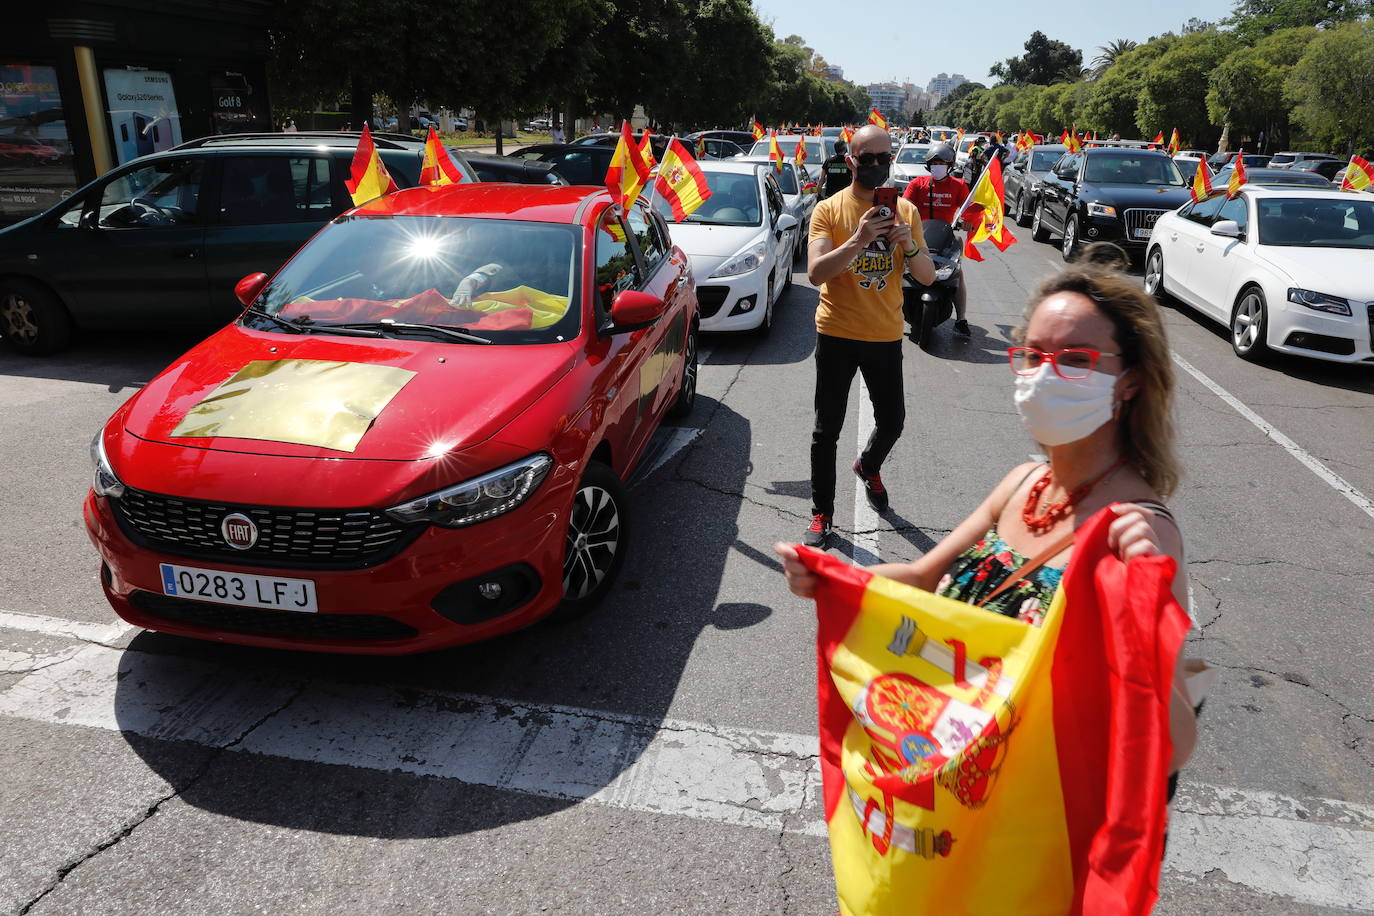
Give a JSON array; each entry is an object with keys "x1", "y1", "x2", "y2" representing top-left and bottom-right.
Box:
[{"x1": 84, "y1": 183, "x2": 699, "y2": 653}]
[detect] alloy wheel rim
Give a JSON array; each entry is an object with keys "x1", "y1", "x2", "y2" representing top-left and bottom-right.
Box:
[
  {"x1": 1234, "y1": 294, "x2": 1261, "y2": 351},
  {"x1": 682, "y1": 330, "x2": 697, "y2": 402},
  {"x1": 562, "y1": 484, "x2": 620, "y2": 600},
  {"x1": 1, "y1": 293, "x2": 38, "y2": 344},
  {"x1": 1145, "y1": 252, "x2": 1162, "y2": 294},
  {"x1": 1033, "y1": 203, "x2": 1042, "y2": 234},
  {"x1": 1063, "y1": 219, "x2": 1076, "y2": 258}
]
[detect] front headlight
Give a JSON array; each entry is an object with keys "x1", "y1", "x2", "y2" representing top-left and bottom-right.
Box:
[
  {"x1": 710, "y1": 240, "x2": 768, "y2": 279},
  {"x1": 1288, "y1": 287, "x2": 1352, "y2": 316},
  {"x1": 90, "y1": 431, "x2": 124, "y2": 498},
  {"x1": 386, "y1": 453, "x2": 553, "y2": 528},
  {"x1": 935, "y1": 264, "x2": 956, "y2": 281},
  {"x1": 1087, "y1": 202, "x2": 1118, "y2": 218}
]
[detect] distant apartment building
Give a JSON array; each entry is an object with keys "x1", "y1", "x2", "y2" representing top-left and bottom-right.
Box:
[
  {"x1": 866, "y1": 82, "x2": 906, "y2": 115},
  {"x1": 926, "y1": 72, "x2": 967, "y2": 102},
  {"x1": 825, "y1": 64, "x2": 845, "y2": 81}
]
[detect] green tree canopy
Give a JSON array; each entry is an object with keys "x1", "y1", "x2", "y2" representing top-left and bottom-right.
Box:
[
  {"x1": 1137, "y1": 31, "x2": 1239, "y2": 148},
  {"x1": 1207, "y1": 26, "x2": 1317, "y2": 150},
  {"x1": 989, "y1": 31, "x2": 1084, "y2": 86},
  {"x1": 1226, "y1": 0, "x2": 1373, "y2": 42},
  {"x1": 1080, "y1": 36, "x2": 1178, "y2": 136},
  {"x1": 1285, "y1": 19, "x2": 1374, "y2": 151}
]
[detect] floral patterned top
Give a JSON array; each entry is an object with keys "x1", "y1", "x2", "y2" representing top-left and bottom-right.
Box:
[{"x1": 935, "y1": 527, "x2": 1065, "y2": 627}]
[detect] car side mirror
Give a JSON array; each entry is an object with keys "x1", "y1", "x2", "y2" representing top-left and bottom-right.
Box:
[
  {"x1": 777, "y1": 213, "x2": 798, "y2": 232},
  {"x1": 235, "y1": 272, "x2": 270, "y2": 307},
  {"x1": 608, "y1": 290, "x2": 665, "y2": 333},
  {"x1": 1210, "y1": 219, "x2": 1244, "y2": 240},
  {"x1": 1055, "y1": 169, "x2": 1077, "y2": 182}
]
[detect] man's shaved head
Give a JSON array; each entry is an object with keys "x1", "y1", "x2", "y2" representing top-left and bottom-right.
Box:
[{"x1": 848, "y1": 125, "x2": 890, "y2": 155}]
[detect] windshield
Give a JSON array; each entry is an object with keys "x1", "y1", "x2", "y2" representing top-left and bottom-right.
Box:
[
  {"x1": 1030, "y1": 150, "x2": 1062, "y2": 171},
  {"x1": 244, "y1": 215, "x2": 582, "y2": 343},
  {"x1": 1083, "y1": 153, "x2": 1184, "y2": 185},
  {"x1": 896, "y1": 147, "x2": 929, "y2": 164},
  {"x1": 748, "y1": 138, "x2": 826, "y2": 162},
  {"x1": 1257, "y1": 197, "x2": 1374, "y2": 249},
  {"x1": 1269, "y1": 154, "x2": 1296, "y2": 165},
  {"x1": 656, "y1": 170, "x2": 761, "y2": 226}
]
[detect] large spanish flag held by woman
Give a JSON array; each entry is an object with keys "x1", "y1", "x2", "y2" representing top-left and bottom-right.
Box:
[{"x1": 796, "y1": 507, "x2": 1189, "y2": 916}]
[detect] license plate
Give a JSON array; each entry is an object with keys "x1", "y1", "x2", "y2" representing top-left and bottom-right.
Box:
[
  {"x1": 1133, "y1": 228, "x2": 1152, "y2": 239},
  {"x1": 159, "y1": 563, "x2": 318, "y2": 613}
]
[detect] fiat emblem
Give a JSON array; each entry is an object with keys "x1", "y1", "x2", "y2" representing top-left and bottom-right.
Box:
[{"x1": 221, "y1": 513, "x2": 258, "y2": 550}]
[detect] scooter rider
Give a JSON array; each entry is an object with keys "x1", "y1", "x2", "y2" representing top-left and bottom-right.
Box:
[{"x1": 902, "y1": 143, "x2": 982, "y2": 336}]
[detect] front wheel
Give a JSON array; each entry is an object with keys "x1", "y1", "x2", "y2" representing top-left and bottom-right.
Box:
[
  {"x1": 1015, "y1": 191, "x2": 1033, "y2": 228},
  {"x1": 1061, "y1": 215, "x2": 1080, "y2": 262},
  {"x1": 553, "y1": 462, "x2": 628, "y2": 619},
  {"x1": 1143, "y1": 247, "x2": 1168, "y2": 301},
  {"x1": 1031, "y1": 200, "x2": 1052, "y2": 243},
  {"x1": 1231, "y1": 287, "x2": 1270, "y2": 362}
]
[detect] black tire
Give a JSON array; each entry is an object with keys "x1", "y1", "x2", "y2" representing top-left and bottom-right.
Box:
[
  {"x1": 1143, "y1": 247, "x2": 1168, "y2": 302},
  {"x1": 783, "y1": 243, "x2": 794, "y2": 290},
  {"x1": 752, "y1": 275, "x2": 774, "y2": 336},
  {"x1": 0, "y1": 278, "x2": 73, "y2": 356},
  {"x1": 1015, "y1": 191, "x2": 1033, "y2": 228},
  {"x1": 1061, "y1": 215, "x2": 1080, "y2": 262},
  {"x1": 552, "y1": 462, "x2": 628, "y2": 620},
  {"x1": 1031, "y1": 200, "x2": 1052, "y2": 243},
  {"x1": 1231, "y1": 286, "x2": 1270, "y2": 362},
  {"x1": 666, "y1": 321, "x2": 698, "y2": 419},
  {"x1": 917, "y1": 299, "x2": 937, "y2": 350}
]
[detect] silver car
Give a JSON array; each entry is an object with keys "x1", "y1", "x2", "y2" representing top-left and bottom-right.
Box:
[
  {"x1": 890, "y1": 143, "x2": 931, "y2": 188},
  {"x1": 735, "y1": 156, "x2": 816, "y2": 263}
]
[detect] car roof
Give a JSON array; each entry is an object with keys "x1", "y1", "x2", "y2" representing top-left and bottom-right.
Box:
[
  {"x1": 172, "y1": 131, "x2": 424, "y2": 151},
  {"x1": 699, "y1": 160, "x2": 772, "y2": 176},
  {"x1": 351, "y1": 183, "x2": 608, "y2": 223},
  {"x1": 1216, "y1": 168, "x2": 1330, "y2": 183},
  {"x1": 1239, "y1": 185, "x2": 1356, "y2": 199}
]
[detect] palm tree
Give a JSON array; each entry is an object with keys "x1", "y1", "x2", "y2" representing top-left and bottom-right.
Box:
[
  {"x1": 1056, "y1": 65, "x2": 1091, "y2": 84},
  {"x1": 1092, "y1": 39, "x2": 1138, "y2": 72}
]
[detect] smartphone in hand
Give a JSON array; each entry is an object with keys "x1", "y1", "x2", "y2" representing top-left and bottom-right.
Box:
[{"x1": 872, "y1": 186, "x2": 898, "y2": 215}]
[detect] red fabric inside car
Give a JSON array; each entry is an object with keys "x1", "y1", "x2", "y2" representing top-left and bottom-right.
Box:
[{"x1": 278, "y1": 288, "x2": 534, "y2": 330}]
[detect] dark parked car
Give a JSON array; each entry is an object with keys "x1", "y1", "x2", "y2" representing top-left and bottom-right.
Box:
[
  {"x1": 1003, "y1": 144, "x2": 1067, "y2": 227},
  {"x1": 463, "y1": 151, "x2": 567, "y2": 184},
  {"x1": 1211, "y1": 167, "x2": 1334, "y2": 188},
  {"x1": 698, "y1": 138, "x2": 745, "y2": 159},
  {"x1": 510, "y1": 144, "x2": 614, "y2": 186},
  {"x1": 1289, "y1": 159, "x2": 1347, "y2": 182},
  {"x1": 570, "y1": 132, "x2": 672, "y2": 161},
  {"x1": 687, "y1": 130, "x2": 757, "y2": 149},
  {"x1": 1265, "y1": 150, "x2": 1340, "y2": 170},
  {"x1": 1206, "y1": 151, "x2": 1274, "y2": 170},
  {"x1": 1031, "y1": 147, "x2": 1193, "y2": 260},
  {"x1": 0, "y1": 132, "x2": 476, "y2": 355}
]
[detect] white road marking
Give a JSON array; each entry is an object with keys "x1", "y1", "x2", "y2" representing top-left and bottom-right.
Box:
[
  {"x1": 0, "y1": 609, "x2": 132, "y2": 645},
  {"x1": 1171, "y1": 352, "x2": 1374, "y2": 522},
  {"x1": 850, "y1": 378, "x2": 881, "y2": 565},
  {"x1": 0, "y1": 640, "x2": 1369, "y2": 908}
]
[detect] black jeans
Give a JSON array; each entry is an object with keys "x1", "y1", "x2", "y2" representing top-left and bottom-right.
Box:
[{"x1": 810, "y1": 333, "x2": 905, "y2": 517}]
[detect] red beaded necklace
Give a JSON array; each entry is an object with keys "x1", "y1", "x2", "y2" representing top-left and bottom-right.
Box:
[{"x1": 1022, "y1": 459, "x2": 1126, "y2": 534}]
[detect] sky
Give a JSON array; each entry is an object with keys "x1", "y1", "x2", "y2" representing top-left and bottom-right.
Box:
[{"x1": 751, "y1": 0, "x2": 1239, "y2": 90}]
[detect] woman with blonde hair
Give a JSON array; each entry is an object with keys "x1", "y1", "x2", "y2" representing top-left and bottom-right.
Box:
[{"x1": 776, "y1": 248, "x2": 1197, "y2": 771}]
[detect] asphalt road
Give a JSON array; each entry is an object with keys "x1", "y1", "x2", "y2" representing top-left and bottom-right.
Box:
[{"x1": 1, "y1": 223, "x2": 1371, "y2": 914}]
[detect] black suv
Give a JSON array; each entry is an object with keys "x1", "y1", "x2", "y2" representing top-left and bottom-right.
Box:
[
  {"x1": 0, "y1": 132, "x2": 476, "y2": 355},
  {"x1": 1031, "y1": 147, "x2": 1192, "y2": 260}
]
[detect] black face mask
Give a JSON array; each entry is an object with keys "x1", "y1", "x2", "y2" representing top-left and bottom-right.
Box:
[{"x1": 854, "y1": 161, "x2": 891, "y2": 190}]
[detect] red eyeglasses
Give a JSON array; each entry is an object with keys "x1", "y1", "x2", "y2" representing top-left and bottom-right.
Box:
[{"x1": 1007, "y1": 347, "x2": 1120, "y2": 380}]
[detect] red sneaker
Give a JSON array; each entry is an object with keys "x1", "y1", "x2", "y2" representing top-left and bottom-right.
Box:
[
  {"x1": 803, "y1": 513, "x2": 833, "y2": 548},
  {"x1": 854, "y1": 459, "x2": 890, "y2": 513}
]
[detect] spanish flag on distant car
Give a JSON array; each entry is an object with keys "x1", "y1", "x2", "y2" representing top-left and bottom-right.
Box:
[
  {"x1": 1150, "y1": 131, "x2": 1164, "y2": 150},
  {"x1": 696, "y1": 135, "x2": 708, "y2": 160},
  {"x1": 840, "y1": 126, "x2": 854, "y2": 144},
  {"x1": 639, "y1": 127, "x2": 657, "y2": 168},
  {"x1": 869, "y1": 108, "x2": 888, "y2": 129},
  {"x1": 1167, "y1": 128, "x2": 1181, "y2": 156},
  {"x1": 605, "y1": 120, "x2": 651, "y2": 211},
  {"x1": 654, "y1": 138, "x2": 713, "y2": 222},
  {"x1": 769, "y1": 130, "x2": 785, "y2": 172},
  {"x1": 794, "y1": 136, "x2": 808, "y2": 168},
  {"x1": 799, "y1": 507, "x2": 1188, "y2": 916},
  {"x1": 1228, "y1": 149, "x2": 1249, "y2": 199},
  {"x1": 752, "y1": 118, "x2": 766, "y2": 141},
  {"x1": 1190, "y1": 156, "x2": 1214, "y2": 203},
  {"x1": 959, "y1": 155, "x2": 1017, "y2": 262},
  {"x1": 418, "y1": 125, "x2": 465, "y2": 187},
  {"x1": 1341, "y1": 154, "x2": 1374, "y2": 192},
  {"x1": 345, "y1": 124, "x2": 400, "y2": 206}
]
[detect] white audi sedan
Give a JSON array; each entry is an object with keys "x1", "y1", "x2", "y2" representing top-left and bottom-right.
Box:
[
  {"x1": 1144, "y1": 186, "x2": 1374, "y2": 363},
  {"x1": 654, "y1": 160, "x2": 797, "y2": 334}
]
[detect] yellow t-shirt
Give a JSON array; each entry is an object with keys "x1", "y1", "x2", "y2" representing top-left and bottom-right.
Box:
[{"x1": 809, "y1": 187, "x2": 926, "y2": 342}]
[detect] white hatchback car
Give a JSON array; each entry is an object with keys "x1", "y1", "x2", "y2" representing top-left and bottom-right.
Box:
[
  {"x1": 1144, "y1": 186, "x2": 1374, "y2": 363},
  {"x1": 891, "y1": 143, "x2": 932, "y2": 188},
  {"x1": 654, "y1": 160, "x2": 798, "y2": 334}
]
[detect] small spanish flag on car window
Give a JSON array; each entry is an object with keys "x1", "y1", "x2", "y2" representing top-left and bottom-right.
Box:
[
  {"x1": 1190, "y1": 156, "x2": 1214, "y2": 203},
  {"x1": 1228, "y1": 149, "x2": 1249, "y2": 199},
  {"x1": 605, "y1": 120, "x2": 651, "y2": 211},
  {"x1": 345, "y1": 124, "x2": 399, "y2": 206},
  {"x1": 418, "y1": 126, "x2": 465, "y2": 187},
  {"x1": 769, "y1": 130, "x2": 784, "y2": 172},
  {"x1": 752, "y1": 119, "x2": 766, "y2": 141},
  {"x1": 1341, "y1": 154, "x2": 1374, "y2": 192},
  {"x1": 639, "y1": 126, "x2": 656, "y2": 169},
  {"x1": 868, "y1": 108, "x2": 888, "y2": 129},
  {"x1": 794, "y1": 136, "x2": 807, "y2": 168},
  {"x1": 654, "y1": 138, "x2": 712, "y2": 222}
]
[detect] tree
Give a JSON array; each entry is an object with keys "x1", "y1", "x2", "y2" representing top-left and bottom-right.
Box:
[
  {"x1": 1285, "y1": 20, "x2": 1374, "y2": 152},
  {"x1": 1226, "y1": 0, "x2": 1372, "y2": 42},
  {"x1": 1136, "y1": 30, "x2": 1239, "y2": 150},
  {"x1": 1080, "y1": 36, "x2": 1179, "y2": 137},
  {"x1": 928, "y1": 81, "x2": 985, "y2": 124},
  {"x1": 989, "y1": 31, "x2": 1083, "y2": 86},
  {"x1": 1092, "y1": 39, "x2": 1138, "y2": 73},
  {"x1": 1208, "y1": 27, "x2": 1317, "y2": 152}
]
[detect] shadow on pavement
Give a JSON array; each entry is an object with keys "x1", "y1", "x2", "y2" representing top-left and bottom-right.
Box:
[
  {"x1": 0, "y1": 326, "x2": 212, "y2": 393},
  {"x1": 704, "y1": 282, "x2": 817, "y2": 368},
  {"x1": 913, "y1": 320, "x2": 1009, "y2": 366},
  {"x1": 115, "y1": 395, "x2": 763, "y2": 839}
]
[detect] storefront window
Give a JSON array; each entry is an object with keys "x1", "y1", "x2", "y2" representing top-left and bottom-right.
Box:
[
  {"x1": 0, "y1": 62, "x2": 78, "y2": 222},
  {"x1": 210, "y1": 70, "x2": 265, "y2": 135},
  {"x1": 103, "y1": 68, "x2": 183, "y2": 165}
]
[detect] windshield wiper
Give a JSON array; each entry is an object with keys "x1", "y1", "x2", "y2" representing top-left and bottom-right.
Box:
[
  {"x1": 320, "y1": 320, "x2": 491, "y2": 344},
  {"x1": 243, "y1": 305, "x2": 309, "y2": 334}
]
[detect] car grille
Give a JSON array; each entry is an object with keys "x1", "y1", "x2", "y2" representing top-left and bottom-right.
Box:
[
  {"x1": 113, "y1": 487, "x2": 421, "y2": 570},
  {"x1": 696, "y1": 285, "x2": 730, "y2": 319},
  {"x1": 130, "y1": 591, "x2": 417, "y2": 641},
  {"x1": 1123, "y1": 208, "x2": 1168, "y2": 241}
]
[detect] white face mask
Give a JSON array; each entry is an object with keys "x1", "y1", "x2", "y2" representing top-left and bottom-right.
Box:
[
  {"x1": 929, "y1": 164, "x2": 949, "y2": 180},
  {"x1": 1013, "y1": 364, "x2": 1118, "y2": 446}
]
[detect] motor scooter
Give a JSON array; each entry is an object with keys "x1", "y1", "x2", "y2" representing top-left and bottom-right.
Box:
[{"x1": 902, "y1": 219, "x2": 963, "y2": 348}]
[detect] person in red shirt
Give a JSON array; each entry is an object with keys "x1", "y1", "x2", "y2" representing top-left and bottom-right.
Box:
[{"x1": 902, "y1": 142, "x2": 980, "y2": 335}]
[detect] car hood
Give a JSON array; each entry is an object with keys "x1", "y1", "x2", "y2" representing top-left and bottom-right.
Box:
[
  {"x1": 123, "y1": 324, "x2": 578, "y2": 461},
  {"x1": 667, "y1": 223, "x2": 768, "y2": 278},
  {"x1": 1078, "y1": 182, "x2": 1193, "y2": 210},
  {"x1": 1256, "y1": 246, "x2": 1374, "y2": 296}
]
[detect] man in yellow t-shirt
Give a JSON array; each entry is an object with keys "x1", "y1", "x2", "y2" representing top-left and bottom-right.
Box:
[{"x1": 800, "y1": 125, "x2": 935, "y2": 547}]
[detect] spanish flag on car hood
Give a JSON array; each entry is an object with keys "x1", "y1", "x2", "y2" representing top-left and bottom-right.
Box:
[{"x1": 798, "y1": 507, "x2": 1188, "y2": 916}]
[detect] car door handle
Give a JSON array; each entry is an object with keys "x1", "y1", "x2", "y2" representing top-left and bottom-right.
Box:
[
  {"x1": 1195, "y1": 244, "x2": 1205, "y2": 253},
  {"x1": 1170, "y1": 233, "x2": 1178, "y2": 242}
]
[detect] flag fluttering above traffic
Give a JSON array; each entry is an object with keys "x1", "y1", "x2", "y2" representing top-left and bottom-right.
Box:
[
  {"x1": 345, "y1": 124, "x2": 400, "y2": 206},
  {"x1": 654, "y1": 138, "x2": 713, "y2": 222},
  {"x1": 418, "y1": 126, "x2": 465, "y2": 187},
  {"x1": 606, "y1": 120, "x2": 651, "y2": 211}
]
